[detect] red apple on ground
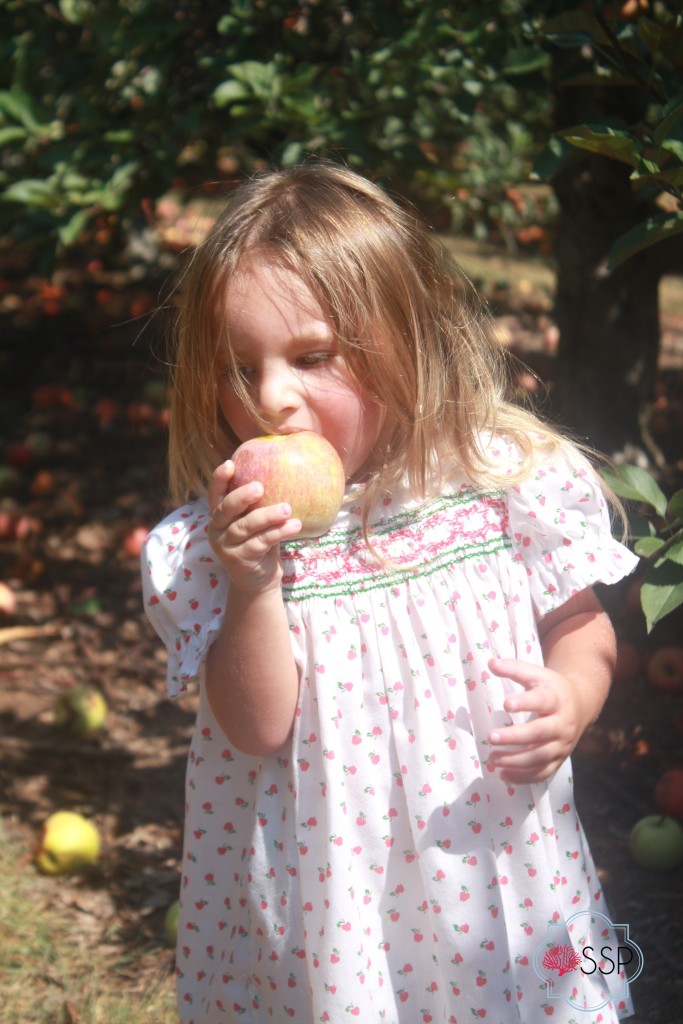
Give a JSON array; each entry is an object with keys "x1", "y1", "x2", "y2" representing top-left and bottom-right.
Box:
[
  {"x1": 230, "y1": 432, "x2": 345, "y2": 539},
  {"x1": 646, "y1": 646, "x2": 683, "y2": 693},
  {"x1": 628, "y1": 814, "x2": 683, "y2": 871},
  {"x1": 123, "y1": 525, "x2": 149, "y2": 558},
  {"x1": 654, "y1": 769, "x2": 683, "y2": 821}
]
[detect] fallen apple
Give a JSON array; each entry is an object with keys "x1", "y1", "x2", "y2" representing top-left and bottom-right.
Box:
[
  {"x1": 35, "y1": 810, "x2": 101, "y2": 875},
  {"x1": 123, "y1": 525, "x2": 149, "y2": 558},
  {"x1": 646, "y1": 646, "x2": 683, "y2": 693},
  {"x1": 54, "y1": 685, "x2": 108, "y2": 738},
  {"x1": 164, "y1": 899, "x2": 180, "y2": 946},
  {"x1": 628, "y1": 814, "x2": 683, "y2": 872},
  {"x1": 654, "y1": 768, "x2": 683, "y2": 821},
  {"x1": 230, "y1": 431, "x2": 346, "y2": 539}
]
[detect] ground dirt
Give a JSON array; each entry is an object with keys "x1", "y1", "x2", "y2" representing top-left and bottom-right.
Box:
[{"x1": 0, "y1": 258, "x2": 682, "y2": 1023}]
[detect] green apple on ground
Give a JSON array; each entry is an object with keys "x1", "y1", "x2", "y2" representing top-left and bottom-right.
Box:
[
  {"x1": 646, "y1": 646, "x2": 683, "y2": 693},
  {"x1": 54, "y1": 685, "x2": 108, "y2": 738},
  {"x1": 628, "y1": 814, "x2": 683, "y2": 871},
  {"x1": 164, "y1": 899, "x2": 180, "y2": 946},
  {"x1": 230, "y1": 431, "x2": 346, "y2": 539},
  {"x1": 35, "y1": 811, "x2": 101, "y2": 875},
  {"x1": 654, "y1": 768, "x2": 683, "y2": 821}
]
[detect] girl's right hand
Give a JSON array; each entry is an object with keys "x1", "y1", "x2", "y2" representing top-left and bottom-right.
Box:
[{"x1": 207, "y1": 460, "x2": 302, "y2": 595}]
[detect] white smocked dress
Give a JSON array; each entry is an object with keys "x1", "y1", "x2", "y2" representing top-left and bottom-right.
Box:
[{"x1": 142, "y1": 440, "x2": 639, "y2": 1024}]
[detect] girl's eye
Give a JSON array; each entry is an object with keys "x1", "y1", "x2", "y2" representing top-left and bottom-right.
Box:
[
  {"x1": 298, "y1": 352, "x2": 334, "y2": 368},
  {"x1": 228, "y1": 364, "x2": 254, "y2": 381}
]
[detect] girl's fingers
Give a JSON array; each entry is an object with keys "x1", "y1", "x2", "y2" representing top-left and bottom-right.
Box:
[
  {"x1": 226, "y1": 501, "x2": 295, "y2": 543},
  {"x1": 207, "y1": 460, "x2": 235, "y2": 515},
  {"x1": 210, "y1": 481, "x2": 265, "y2": 533},
  {"x1": 490, "y1": 717, "x2": 553, "y2": 749},
  {"x1": 248, "y1": 517, "x2": 302, "y2": 551},
  {"x1": 488, "y1": 657, "x2": 542, "y2": 688}
]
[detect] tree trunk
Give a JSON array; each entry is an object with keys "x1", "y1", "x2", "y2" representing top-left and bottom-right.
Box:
[{"x1": 549, "y1": 55, "x2": 663, "y2": 455}]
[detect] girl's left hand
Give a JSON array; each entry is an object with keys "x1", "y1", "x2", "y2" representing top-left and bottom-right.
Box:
[{"x1": 486, "y1": 657, "x2": 586, "y2": 784}]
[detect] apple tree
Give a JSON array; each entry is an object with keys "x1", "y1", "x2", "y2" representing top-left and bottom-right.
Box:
[
  {"x1": 602, "y1": 463, "x2": 683, "y2": 631},
  {"x1": 0, "y1": 0, "x2": 545, "y2": 264}
]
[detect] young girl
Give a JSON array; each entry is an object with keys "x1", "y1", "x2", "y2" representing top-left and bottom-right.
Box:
[{"x1": 142, "y1": 163, "x2": 639, "y2": 1024}]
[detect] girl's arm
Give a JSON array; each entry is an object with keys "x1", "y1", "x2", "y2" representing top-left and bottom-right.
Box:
[
  {"x1": 204, "y1": 460, "x2": 302, "y2": 756},
  {"x1": 487, "y1": 587, "x2": 617, "y2": 784}
]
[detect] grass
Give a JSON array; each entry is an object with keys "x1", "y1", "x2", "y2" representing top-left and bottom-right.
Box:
[{"x1": 0, "y1": 824, "x2": 177, "y2": 1024}]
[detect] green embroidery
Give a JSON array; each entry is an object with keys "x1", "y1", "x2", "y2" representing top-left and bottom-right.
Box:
[
  {"x1": 282, "y1": 536, "x2": 511, "y2": 602},
  {"x1": 281, "y1": 487, "x2": 510, "y2": 602},
  {"x1": 281, "y1": 486, "x2": 504, "y2": 552}
]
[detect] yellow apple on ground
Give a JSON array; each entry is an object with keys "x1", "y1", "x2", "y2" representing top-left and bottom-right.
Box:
[
  {"x1": 230, "y1": 431, "x2": 346, "y2": 538},
  {"x1": 35, "y1": 811, "x2": 101, "y2": 875},
  {"x1": 628, "y1": 814, "x2": 683, "y2": 871},
  {"x1": 164, "y1": 899, "x2": 180, "y2": 946},
  {"x1": 54, "y1": 685, "x2": 108, "y2": 738}
]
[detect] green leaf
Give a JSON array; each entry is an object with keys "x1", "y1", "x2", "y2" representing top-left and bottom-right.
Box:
[
  {"x1": 667, "y1": 491, "x2": 683, "y2": 520},
  {"x1": 103, "y1": 129, "x2": 136, "y2": 143},
  {"x1": 660, "y1": 538, "x2": 683, "y2": 568},
  {"x1": 59, "y1": 0, "x2": 93, "y2": 24},
  {"x1": 2, "y1": 179, "x2": 59, "y2": 209},
  {"x1": 0, "y1": 90, "x2": 59, "y2": 138},
  {"x1": 640, "y1": 559, "x2": 683, "y2": 632},
  {"x1": 212, "y1": 80, "x2": 252, "y2": 106},
  {"x1": 543, "y1": 10, "x2": 613, "y2": 48},
  {"x1": 608, "y1": 213, "x2": 683, "y2": 270},
  {"x1": 626, "y1": 509, "x2": 656, "y2": 540},
  {"x1": 0, "y1": 125, "x2": 28, "y2": 144},
  {"x1": 653, "y1": 92, "x2": 683, "y2": 145},
  {"x1": 58, "y1": 207, "x2": 93, "y2": 246},
  {"x1": 556, "y1": 124, "x2": 640, "y2": 167},
  {"x1": 502, "y1": 47, "x2": 551, "y2": 77},
  {"x1": 634, "y1": 537, "x2": 664, "y2": 558},
  {"x1": 222, "y1": 61, "x2": 277, "y2": 102},
  {"x1": 600, "y1": 465, "x2": 668, "y2": 517},
  {"x1": 530, "y1": 137, "x2": 581, "y2": 182}
]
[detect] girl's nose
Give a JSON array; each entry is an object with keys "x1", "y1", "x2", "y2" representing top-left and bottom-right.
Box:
[{"x1": 255, "y1": 366, "x2": 301, "y2": 422}]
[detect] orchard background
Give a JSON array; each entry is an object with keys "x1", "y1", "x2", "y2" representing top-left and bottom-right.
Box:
[{"x1": 1, "y1": 2, "x2": 682, "y2": 1021}]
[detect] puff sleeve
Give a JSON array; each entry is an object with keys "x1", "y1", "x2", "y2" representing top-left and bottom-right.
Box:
[
  {"x1": 140, "y1": 500, "x2": 227, "y2": 696},
  {"x1": 506, "y1": 446, "x2": 640, "y2": 619}
]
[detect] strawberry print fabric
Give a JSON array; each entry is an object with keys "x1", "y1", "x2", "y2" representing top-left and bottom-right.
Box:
[{"x1": 142, "y1": 441, "x2": 639, "y2": 1024}]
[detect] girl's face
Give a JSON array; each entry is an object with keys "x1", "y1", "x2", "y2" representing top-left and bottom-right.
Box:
[{"x1": 217, "y1": 261, "x2": 388, "y2": 482}]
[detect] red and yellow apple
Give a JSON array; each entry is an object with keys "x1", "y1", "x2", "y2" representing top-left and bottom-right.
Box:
[
  {"x1": 628, "y1": 814, "x2": 683, "y2": 871},
  {"x1": 230, "y1": 432, "x2": 345, "y2": 538},
  {"x1": 646, "y1": 646, "x2": 683, "y2": 693},
  {"x1": 654, "y1": 768, "x2": 683, "y2": 821}
]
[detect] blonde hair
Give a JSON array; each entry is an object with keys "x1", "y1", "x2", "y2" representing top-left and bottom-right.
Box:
[{"x1": 169, "y1": 161, "x2": 572, "y2": 520}]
